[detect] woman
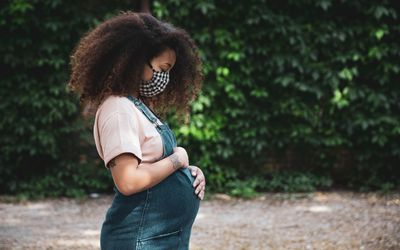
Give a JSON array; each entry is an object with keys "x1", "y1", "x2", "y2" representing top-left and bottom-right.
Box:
[{"x1": 67, "y1": 11, "x2": 206, "y2": 249}]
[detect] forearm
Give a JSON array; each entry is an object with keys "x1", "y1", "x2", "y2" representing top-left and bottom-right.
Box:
[{"x1": 124, "y1": 153, "x2": 181, "y2": 195}]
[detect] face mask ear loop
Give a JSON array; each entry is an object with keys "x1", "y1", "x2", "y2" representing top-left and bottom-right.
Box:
[{"x1": 147, "y1": 61, "x2": 154, "y2": 70}]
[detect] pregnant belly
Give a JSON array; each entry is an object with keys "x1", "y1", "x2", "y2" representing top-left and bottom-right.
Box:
[
  {"x1": 102, "y1": 167, "x2": 200, "y2": 247},
  {"x1": 140, "y1": 168, "x2": 200, "y2": 237}
]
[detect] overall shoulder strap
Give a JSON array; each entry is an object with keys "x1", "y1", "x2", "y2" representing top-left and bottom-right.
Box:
[{"x1": 126, "y1": 95, "x2": 158, "y2": 125}]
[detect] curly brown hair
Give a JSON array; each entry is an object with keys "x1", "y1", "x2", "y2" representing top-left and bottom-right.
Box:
[{"x1": 67, "y1": 11, "x2": 203, "y2": 122}]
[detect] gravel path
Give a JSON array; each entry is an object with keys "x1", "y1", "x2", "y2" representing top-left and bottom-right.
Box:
[{"x1": 0, "y1": 191, "x2": 399, "y2": 250}]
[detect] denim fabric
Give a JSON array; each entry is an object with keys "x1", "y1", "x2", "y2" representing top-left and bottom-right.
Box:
[{"x1": 100, "y1": 95, "x2": 200, "y2": 250}]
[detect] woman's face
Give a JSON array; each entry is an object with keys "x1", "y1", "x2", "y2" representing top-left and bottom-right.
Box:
[{"x1": 142, "y1": 47, "x2": 176, "y2": 81}]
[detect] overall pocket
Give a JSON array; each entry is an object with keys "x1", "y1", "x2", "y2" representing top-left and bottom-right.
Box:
[{"x1": 137, "y1": 228, "x2": 182, "y2": 250}]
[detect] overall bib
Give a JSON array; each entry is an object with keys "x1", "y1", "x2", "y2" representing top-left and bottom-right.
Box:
[{"x1": 100, "y1": 95, "x2": 201, "y2": 250}]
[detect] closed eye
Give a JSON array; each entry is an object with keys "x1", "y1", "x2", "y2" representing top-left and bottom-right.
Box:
[{"x1": 162, "y1": 63, "x2": 172, "y2": 72}]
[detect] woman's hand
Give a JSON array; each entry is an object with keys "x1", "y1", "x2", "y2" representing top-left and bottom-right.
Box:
[{"x1": 188, "y1": 165, "x2": 206, "y2": 200}]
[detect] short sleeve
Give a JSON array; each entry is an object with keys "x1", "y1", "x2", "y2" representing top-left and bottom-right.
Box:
[{"x1": 99, "y1": 112, "x2": 142, "y2": 168}]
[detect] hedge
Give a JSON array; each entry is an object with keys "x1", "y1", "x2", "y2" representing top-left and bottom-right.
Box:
[{"x1": 0, "y1": 0, "x2": 399, "y2": 198}]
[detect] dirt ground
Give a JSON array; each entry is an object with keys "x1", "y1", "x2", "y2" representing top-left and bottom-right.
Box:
[{"x1": 0, "y1": 191, "x2": 399, "y2": 250}]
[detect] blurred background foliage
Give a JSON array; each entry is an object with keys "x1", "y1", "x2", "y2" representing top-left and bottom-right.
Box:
[{"x1": 0, "y1": 0, "x2": 399, "y2": 199}]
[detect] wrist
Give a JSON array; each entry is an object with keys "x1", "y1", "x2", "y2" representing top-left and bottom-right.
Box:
[{"x1": 168, "y1": 153, "x2": 182, "y2": 170}]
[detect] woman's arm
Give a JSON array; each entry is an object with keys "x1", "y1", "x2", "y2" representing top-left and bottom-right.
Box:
[{"x1": 108, "y1": 147, "x2": 189, "y2": 196}]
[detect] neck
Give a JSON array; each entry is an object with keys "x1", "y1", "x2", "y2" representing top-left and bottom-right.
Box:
[
  {"x1": 130, "y1": 90, "x2": 154, "y2": 109},
  {"x1": 129, "y1": 89, "x2": 141, "y2": 100}
]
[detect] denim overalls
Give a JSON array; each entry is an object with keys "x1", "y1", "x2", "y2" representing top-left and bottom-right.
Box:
[{"x1": 100, "y1": 95, "x2": 200, "y2": 250}]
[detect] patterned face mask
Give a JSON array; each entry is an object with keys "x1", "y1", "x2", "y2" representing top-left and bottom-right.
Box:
[{"x1": 140, "y1": 62, "x2": 170, "y2": 97}]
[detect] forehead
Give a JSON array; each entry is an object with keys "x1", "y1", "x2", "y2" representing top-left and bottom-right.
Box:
[{"x1": 154, "y1": 47, "x2": 176, "y2": 64}]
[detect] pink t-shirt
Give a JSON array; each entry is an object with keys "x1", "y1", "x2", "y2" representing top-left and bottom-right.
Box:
[{"x1": 93, "y1": 95, "x2": 164, "y2": 169}]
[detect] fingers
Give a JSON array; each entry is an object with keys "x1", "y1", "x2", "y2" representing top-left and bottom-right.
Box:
[
  {"x1": 198, "y1": 188, "x2": 205, "y2": 200},
  {"x1": 192, "y1": 168, "x2": 206, "y2": 187},
  {"x1": 194, "y1": 184, "x2": 205, "y2": 200},
  {"x1": 188, "y1": 165, "x2": 206, "y2": 200},
  {"x1": 189, "y1": 165, "x2": 197, "y2": 176},
  {"x1": 195, "y1": 181, "x2": 205, "y2": 194},
  {"x1": 193, "y1": 177, "x2": 206, "y2": 188}
]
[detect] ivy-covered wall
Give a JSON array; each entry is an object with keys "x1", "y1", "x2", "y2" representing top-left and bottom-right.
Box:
[
  {"x1": 161, "y1": 0, "x2": 400, "y2": 192},
  {"x1": 1, "y1": 0, "x2": 399, "y2": 198}
]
